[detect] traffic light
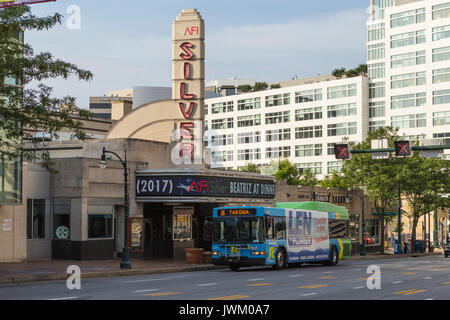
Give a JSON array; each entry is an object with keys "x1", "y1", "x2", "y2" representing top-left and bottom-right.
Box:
[
  {"x1": 394, "y1": 141, "x2": 412, "y2": 157},
  {"x1": 334, "y1": 144, "x2": 352, "y2": 160}
]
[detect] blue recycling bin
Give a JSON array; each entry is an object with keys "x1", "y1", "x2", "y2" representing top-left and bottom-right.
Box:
[
  {"x1": 395, "y1": 240, "x2": 402, "y2": 254},
  {"x1": 404, "y1": 242, "x2": 409, "y2": 254}
]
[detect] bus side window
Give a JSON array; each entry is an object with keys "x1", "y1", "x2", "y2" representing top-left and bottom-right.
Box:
[
  {"x1": 274, "y1": 217, "x2": 286, "y2": 240},
  {"x1": 266, "y1": 217, "x2": 274, "y2": 239}
]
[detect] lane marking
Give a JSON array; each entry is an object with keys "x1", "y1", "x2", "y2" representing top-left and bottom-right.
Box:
[
  {"x1": 197, "y1": 283, "x2": 217, "y2": 287},
  {"x1": 299, "y1": 284, "x2": 329, "y2": 289},
  {"x1": 301, "y1": 293, "x2": 319, "y2": 297},
  {"x1": 429, "y1": 268, "x2": 447, "y2": 271},
  {"x1": 403, "y1": 289, "x2": 426, "y2": 296},
  {"x1": 209, "y1": 295, "x2": 251, "y2": 300},
  {"x1": 394, "y1": 289, "x2": 418, "y2": 295},
  {"x1": 394, "y1": 289, "x2": 426, "y2": 296},
  {"x1": 400, "y1": 272, "x2": 417, "y2": 275},
  {"x1": 353, "y1": 286, "x2": 364, "y2": 289},
  {"x1": 316, "y1": 276, "x2": 337, "y2": 279},
  {"x1": 144, "y1": 292, "x2": 182, "y2": 297},
  {"x1": 48, "y1": 297, "x2": 78, "y2": 300},
  {"x1": 289, "y1": 274, "x2": 303, "y2": 277},
  {"x1": 124, "y1": 277, "x2": 170, "y2": 283},
  {"x1": 392, "y1": 281, "x2": 403, "y2": 284},
  {"x1": 423, "y1": 277, "x2": 432, "y2": 280},
  {"x1": 442, "y1": 281, "x2": 450, "y2": 285},
  {"x1": 322, "y1": 271, "x2": 334, "y2": 274},
  {"x1": 247, "y1": 283, "x2": 272, "y2": 287},
  {"x1": 248, "y1": 278, "x2": 264, "y2": 282},
  {"x1": 134, "y1": 289, "x2": 159, "y2": 293}
]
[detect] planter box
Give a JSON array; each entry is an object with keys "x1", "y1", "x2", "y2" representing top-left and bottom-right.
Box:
[{"x1": 185, "y1": 248, "x2": 204, "y2": 264}]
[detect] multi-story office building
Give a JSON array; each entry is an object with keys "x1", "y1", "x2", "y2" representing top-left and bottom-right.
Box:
[
  {"x1": 367, "y1": 0, "x2": 450, "y2": 145},
  {"x1": 204, "y1": 76, "x2": 369, "y2": 178}
]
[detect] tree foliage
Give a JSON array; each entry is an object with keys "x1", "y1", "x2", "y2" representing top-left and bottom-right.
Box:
[
  {"x1": 239, "y1": 162, "x2": 261, "y2": 173},
  {"x1": 252, "y1": 82, "x2": 268, "y2": 92},
  {"x1": 0, "y1": 6, "x2": 93, "y2": 169}
]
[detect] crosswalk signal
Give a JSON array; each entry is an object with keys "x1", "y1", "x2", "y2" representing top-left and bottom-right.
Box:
[
  {"x1": 334, "y1": 144, "x2": 352, "y2": 160},
  {"x1": 394, "y1": 141, "x2": 412, "y2": 157}
]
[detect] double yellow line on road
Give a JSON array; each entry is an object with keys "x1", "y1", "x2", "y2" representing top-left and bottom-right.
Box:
[
  {"x1": 298, "y1": 284, "x2": 329, "y2": 289},
  {"x1": 394, "y1": 289, "x2": 426, "y2": 296},
  {"x1": 209, "y1": 294, "x2": 251, "y2": 300}
]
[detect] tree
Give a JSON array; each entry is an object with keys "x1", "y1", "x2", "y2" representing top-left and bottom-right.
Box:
[
  {"x1": 274, "y1": 159, "x2": 300, "y2": 185},
  {"x1": 320, "y1": 171, "x2": 351, "y2": 189},
  {"x1": 270, "y1": 83, "x2": 281, "y2": 89},
  {"x1": 252, "y1": 82, "x2": 268, "y2": 92},
  {"x1": 238, "y1": 84, "x2": 252, "y2": 93},
  {"x1": 332, "y1": 68, "x2": 346, "y2": 79},
  {"x1": 341, "y1": 127, "x2": 402, "y2": 254},
  {"x1": 344, "y1": 69, "x2": 360, "y2": 78},
  {"x1": 0, "y1": 6, "x2": 93, "y2": 170},
  {"x1": 354, "y1": 64, "x2": 368, "y2": 76},
  {"x1": 239, "y1": 163, "x2": 261, "y2": 173},
  {"x1": 297, "y1": 167, "x2": 318, "y2": 187},
  {"x1": 399, "y1": 156, "x2": 450, "y2": 252}
]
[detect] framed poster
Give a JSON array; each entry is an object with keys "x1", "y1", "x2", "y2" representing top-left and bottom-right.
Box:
[{"x1": 129, "y1": 218, "x2": 144, "y2": 252}]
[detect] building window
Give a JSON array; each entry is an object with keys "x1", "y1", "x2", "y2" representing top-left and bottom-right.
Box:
[
  {"x1": 433, "y1": 25, "x2": 450, "y2": 41},
  {"x1": 237, "y1": 148, "x2": 261, "y2": 161},
  {"x1": 327, "y1": 84, "x2": 357, "y2": 100},
  {"x1": 391, "y1": 92, "x2": 426, "y2": 109},
  {"x1": 265, "y1": 111, "x2": 290, "y2": 125},
  {"x1": 369, "y1": 120, "x2": 386, "y2": 133},
  {"x1": 390, "y1": 8, "x2": 425, "y2": 28},
  {"x1": 369, "y1": 101, "x2": 385, "y2": 118},
  {"x1": 295, "y1": 144, "x2": 322, "y2": 157},
  {"x1": 295, "y1": 89, "x2": 322, "y2": 103},
  {"x1": 368, "y1": 23, "x2": 385, "y2": 42},
  {"x1": 433, "y1": 132, "x2": 450, "y2": 138},
  {"x1": 433, "y1": 111, "x2": 450, "y2": 126},
  {"x1": 295, "y1": 107, "x2": 322, "y2": 121},
  {"x1": 211, "y1": 101, "x2": 233, "y2": 114},
  {"x1": 391, "y1": 113, "x2": 426, "y2": 129},
  {"x1": 295, "y1": 126, "x2": 322, "y2": 139},
  {"x1": 296, "y1": 162, "x2": 322, "y2": 175},
  {"x1": 210, "y1": 134, "x2": 233, "y2": 147},
  {"x1": 211, "y1": 150, "x2": 233, "y2": 163},
  {"x1": 368, "y1": 43, "x2": 385, "y2": 61},
  {"x1": 368, "y1": 62, "x2": 385, "y2": 79},
  {"x1": 237, "y1": 97, "x2": 261, "y2": 111},
  {"x1": 390, "y1": 30, "x2": 425, "y2": 48},
  {"x1": 369, "y1": 82, "x2": 385, "y2": 99},
  {"x1": 391, "y1": 72, "x2": 426, "y2": 89},
  {"x1": 327, "y1": 161, "x2": 342, "y2": 174},
  {"x1": 327, "y1": 103, "x2": 357, "y2": 118},
  {"x1": 266, "y1": 146, "x2": 291, "y2": 159},
  {"x1": 327, "y1": 122, "x2": 357, "y2": 137},
  {"x1": 433, "y1": 2, "x2": 450, "y2": 20},
  {"x1": 265, "y1": 93, "x2": 290, "y2": 107},
  {"x1": 391, "y1": 50, "x2": 426, "y2": 69},
  {"x1": 88, "y1": 214, "x2": 112, "y2": 239},
  {"x1": 433, "y1": 67, "x2": 450, "y2": 84},
  {"x1": 27, "y1": 199, "x2": 45, "y2": 239},
  {"x1": 237, "y1": 115, "x2": 260, "y2": 127},
  {"x1": 432, "y1": 46, "x2": 450, "y2": 63},
  {"x1": 433, "y1": 89, "x2": 450, "y2": 105},
  {"x1": 266, "y1": 128, "x2": 291, "y2": 142},
  {"x1": 237, "y1": 131, "x2": 261, "y2": 144},
  {"x1": 366, "y1": 219, "x2": 380, "y2": 245}
]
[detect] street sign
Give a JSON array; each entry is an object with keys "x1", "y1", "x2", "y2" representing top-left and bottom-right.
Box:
[
  {"x1": 371, "y1": 139, "x2": 389, "y2": 159},
  {"x1": 394, "y1": 141, "x2": 412, "y2": 157},
  {"x1": 418, "y1": 139, "x2": 444, "y2": 158},
  {"x1": 334, "y1": 144, "x2": 352, "y2": 160}
]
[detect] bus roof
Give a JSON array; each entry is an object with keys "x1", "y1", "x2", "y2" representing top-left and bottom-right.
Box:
[{"x1": 274, "y1": 201, "x2": 349, "y2": 220}]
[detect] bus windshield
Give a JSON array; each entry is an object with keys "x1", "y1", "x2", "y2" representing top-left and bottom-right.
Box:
[{"x1": 213, "y1": 217, "x2": 264, "y2": 243}]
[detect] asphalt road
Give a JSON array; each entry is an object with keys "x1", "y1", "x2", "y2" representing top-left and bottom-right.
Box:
[{"x1": 0, "y1": 255, "x2": 449, "y2": 300}]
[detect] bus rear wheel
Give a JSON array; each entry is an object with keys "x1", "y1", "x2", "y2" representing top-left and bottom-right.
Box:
[
  {"x1": 272, "y1": 248, "x2": 287, "y2": 270},
  {"x1": 324, "y1": 247, "x2": 339, "y2": 266}
]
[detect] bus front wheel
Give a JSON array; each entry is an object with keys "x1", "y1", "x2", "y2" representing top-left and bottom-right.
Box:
[
  {"x1": 272, "y1": 248, "x2": 287, "y2": 270},
  {"x1": 325, "y1": 247, "x2": 339, "y2": 266}
]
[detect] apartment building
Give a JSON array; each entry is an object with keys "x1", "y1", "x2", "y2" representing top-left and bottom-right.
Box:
[
  {"x1": 204, "y1": 76, "x2": 369, "y2": 178},
  {"x1": 367, "y1": 0, "x2": 450, "y2": 145}
]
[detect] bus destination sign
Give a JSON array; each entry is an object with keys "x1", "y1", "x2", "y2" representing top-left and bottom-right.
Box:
[{"x1": 219, "y1": 208, "x2": 256, "y2": 217}]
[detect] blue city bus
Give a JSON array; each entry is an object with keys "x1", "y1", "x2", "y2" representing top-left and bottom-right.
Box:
[{"x1": 211, "y1": 201, "x2": 351, "y2": 271}]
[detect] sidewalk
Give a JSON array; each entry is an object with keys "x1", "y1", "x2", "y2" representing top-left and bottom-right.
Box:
[
  {"x1": 0, "y1": 249, "x2": 445, "y2": 285},
  {"x1": 0, "y1": 258, "x2": 221, "y2": 285}
]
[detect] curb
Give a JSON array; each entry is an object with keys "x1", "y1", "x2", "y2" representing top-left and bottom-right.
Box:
[
  {"x1": 0, "y1": 264, "x2": 225, "y2": 285},
  {"x1": 347, "y1": 252, "x2": 443, "y2": 261}
]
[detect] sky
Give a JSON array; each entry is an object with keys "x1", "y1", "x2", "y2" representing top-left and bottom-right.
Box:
[{"x1": 24, "y1": 0, "x2": 371, "y2": 109}]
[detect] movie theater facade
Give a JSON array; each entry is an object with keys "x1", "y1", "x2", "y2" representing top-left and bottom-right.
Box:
[{"x1": 20, "y1": 9, "x2": 276, "y2": 261}]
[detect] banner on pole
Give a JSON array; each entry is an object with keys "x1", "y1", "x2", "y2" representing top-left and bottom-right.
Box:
[{"x1": 0, "y1": 0, "x2": 55, "y2": 8}]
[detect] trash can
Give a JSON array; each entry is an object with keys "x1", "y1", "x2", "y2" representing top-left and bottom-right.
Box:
[{"x1": 414, "y1": 240, "x2": 421, "y2": 253}]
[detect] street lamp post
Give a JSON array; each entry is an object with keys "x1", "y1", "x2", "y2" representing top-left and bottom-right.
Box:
[
  {"x1": 100, "y1": 147, "x2": 132, "y2": 269},
  {"x1": 359, "y1": 189, "x2": 367, "y2": 256}
]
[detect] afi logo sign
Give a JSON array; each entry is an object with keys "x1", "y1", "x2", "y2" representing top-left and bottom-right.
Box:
[{"x1": 184, "y1": 26, "x2": 199, "y2": 36}]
